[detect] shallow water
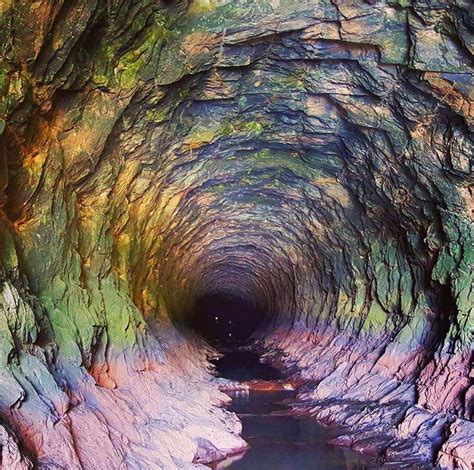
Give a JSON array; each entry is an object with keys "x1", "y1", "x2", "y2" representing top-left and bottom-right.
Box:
[
  {"x1": 212, "y1": 350, "x2": 283, "y2": 382},
  {"x1": 210, "y1": 351, "x2": 377, "y2": 470}
]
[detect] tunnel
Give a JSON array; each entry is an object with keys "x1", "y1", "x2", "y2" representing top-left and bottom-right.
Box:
[
  {"x1": 0, "y1": 1, "x2": 472, "y2": 469},
  {"x1": 187, "y1": 293, "x2": 265, "y2": 346}
]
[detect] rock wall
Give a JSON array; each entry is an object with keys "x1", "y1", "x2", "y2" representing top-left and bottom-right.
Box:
[{"x1": 0, "y1": 0, "x2": 472, "y2": 468}]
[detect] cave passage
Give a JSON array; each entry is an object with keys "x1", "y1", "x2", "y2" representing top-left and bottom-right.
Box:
[
  {"x1": 188, "y1": 294, "x2": 265, "y2": 347},
  {"x1": 0, "y1": 1, "x2": 472, "y2": 469}
]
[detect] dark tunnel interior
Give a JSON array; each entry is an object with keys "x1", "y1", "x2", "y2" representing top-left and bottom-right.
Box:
[{"x1": 188, "y1": 293, "x2": 265, "y2": 347}]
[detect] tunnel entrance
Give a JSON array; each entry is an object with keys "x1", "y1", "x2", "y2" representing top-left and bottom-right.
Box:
[{"x1": 188, "y1": 293, "x2": 264, "y2": 347}]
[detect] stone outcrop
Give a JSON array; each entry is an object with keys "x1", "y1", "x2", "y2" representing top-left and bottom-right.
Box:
[{"x1": 0, "y1": 0, "x2": 472, "y2": 468}]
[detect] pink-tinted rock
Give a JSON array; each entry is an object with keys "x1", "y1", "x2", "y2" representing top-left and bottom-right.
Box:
[{"x1": 0, "y1": 423, "x2": 32, "y2": 470}]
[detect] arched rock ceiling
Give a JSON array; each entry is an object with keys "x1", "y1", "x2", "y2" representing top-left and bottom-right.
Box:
[
  {"x1": 60, "y1": 0, "x2": 472, "y2": 342},
  {"x1": 0, "y1": 0, "x2": 472, "y2": 468}
]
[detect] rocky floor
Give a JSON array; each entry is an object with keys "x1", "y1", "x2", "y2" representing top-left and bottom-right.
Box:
[{"x1": 260, "y1": 331, "x2": 474, "y2": 469}]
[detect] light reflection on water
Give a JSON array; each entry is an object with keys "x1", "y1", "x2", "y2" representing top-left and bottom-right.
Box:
[{"x1": 209, "y1": 352, "x2": 377, "y2": 470}]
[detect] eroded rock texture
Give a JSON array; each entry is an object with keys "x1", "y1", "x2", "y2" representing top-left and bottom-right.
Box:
[{"x1": 0, "y1": 0, "x2": 472, "y2": 468}]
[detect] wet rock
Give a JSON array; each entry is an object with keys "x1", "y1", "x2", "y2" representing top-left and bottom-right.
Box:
[
  {"x1": 0, "y1": 0, "x2": 472, "y2": 468},
  {"x1": 0, "y1": 422, "x2": 32, "y2": 470},
  {"x1": 437, "y1": 420, "x2": 474, "y2": 470}
]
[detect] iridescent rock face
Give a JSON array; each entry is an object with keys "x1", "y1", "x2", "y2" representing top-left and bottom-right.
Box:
[{"x1": 0, "y1": 1, "x2": 472, "y2": 468}]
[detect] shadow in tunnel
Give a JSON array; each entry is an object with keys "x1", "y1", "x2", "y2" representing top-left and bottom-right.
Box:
[{"x1": 189, "y1": 293, "x2": 264, "y2": 348}]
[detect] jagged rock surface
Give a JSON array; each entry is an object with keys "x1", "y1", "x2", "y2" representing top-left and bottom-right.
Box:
[{"x1": 0, "y1": 0, "x2": 472, "y2": 469}]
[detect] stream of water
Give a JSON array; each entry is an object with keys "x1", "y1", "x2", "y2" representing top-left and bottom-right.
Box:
[{"x1": 209, "y1": 351, "x2": 376, "y2": 470}]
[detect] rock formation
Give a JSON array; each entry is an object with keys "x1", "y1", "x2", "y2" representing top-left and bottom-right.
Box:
[{"x1": 0, "y1": 0, "x2": 472, "y2": 468}]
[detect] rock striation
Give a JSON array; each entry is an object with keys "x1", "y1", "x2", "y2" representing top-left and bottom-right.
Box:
[{"x1": 0, "y1": 0, "x2": 472, "y2": 468}]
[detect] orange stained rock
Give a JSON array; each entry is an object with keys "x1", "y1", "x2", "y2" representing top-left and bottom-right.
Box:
[{"x1": 242, "y1": 379, "x2": 295, "y2": 391}]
